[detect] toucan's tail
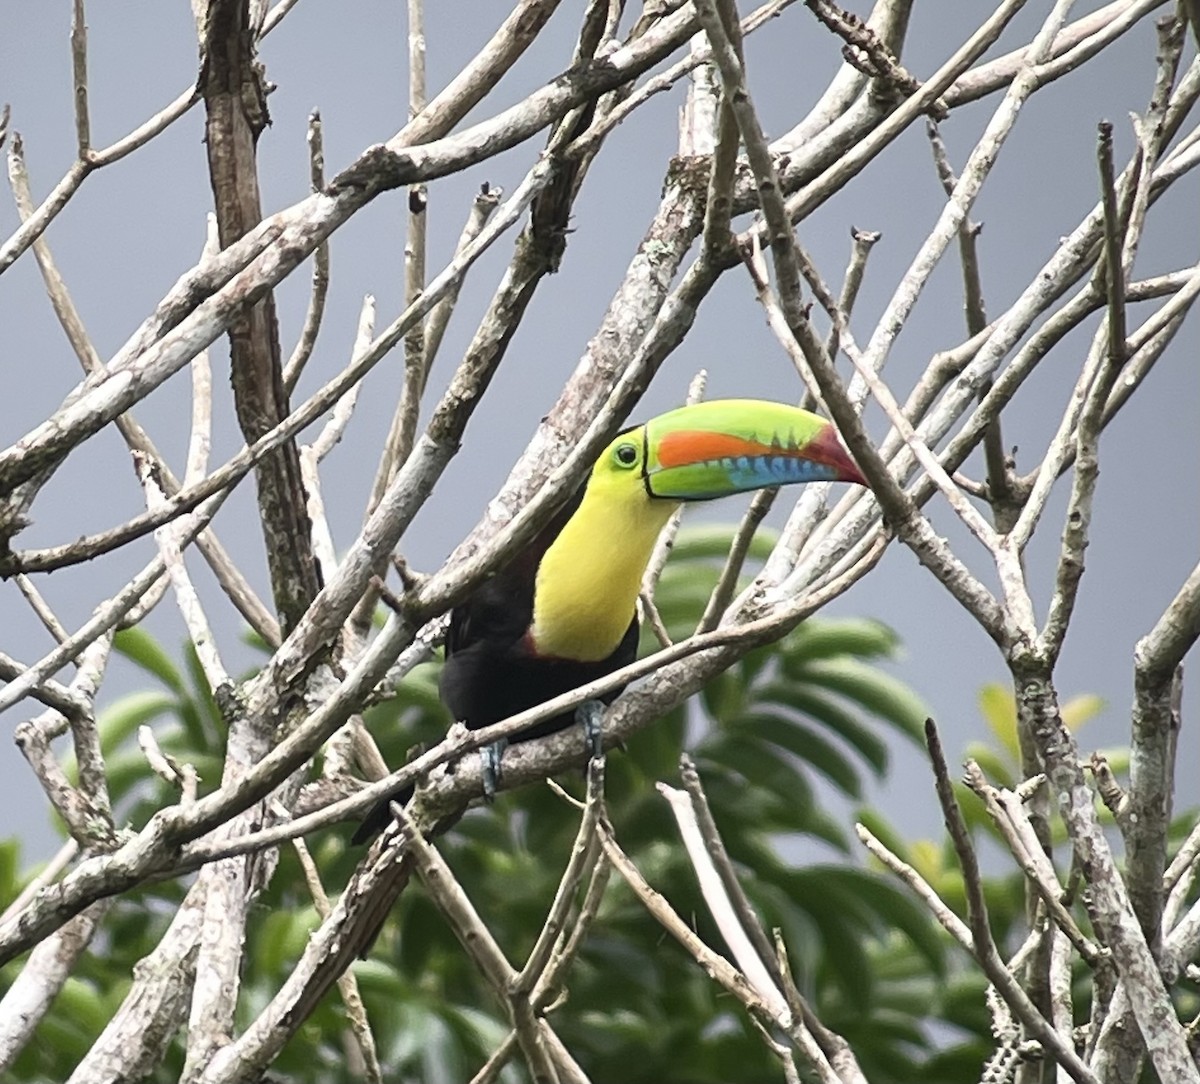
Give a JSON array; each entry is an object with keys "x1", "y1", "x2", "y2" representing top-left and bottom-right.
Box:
[{"x1": 350, "y1": 784, "x2": 415, "y2": 845}]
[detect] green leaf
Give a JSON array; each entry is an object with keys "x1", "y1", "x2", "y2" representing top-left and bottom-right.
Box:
[
  {"x1": 113, "y1": 627, "x2": 185, "y2": 694},
  {"x1": 1062, "y1": 692, "x2": 1105, "y2": 731},
  {"x1": 815, "y1": 868, "x2": 946, "y2": 975},
  {"x1": 669, "y1": 523, "x2": 779, "y2": 563},
  {"x1": 53, "y1": 975, "x2": 110, "y2": 1036},
  {"x1": 782, "y1": 657, "x2": 929, "y2": 742},
  {"x1": 728, "y1": 710, "x2": 864, "y2": 798},
  {"x1": 796, "y1": 804, "x2": 852, "y2": 852},
  {"x1": 977, "y1": 682, "x2": 1020, "y2": 761},
  {"x1": 694, "y1": 757, "x2": 821, "y2": 840},
  {"x1": 652, "y1": 573, "x2": 722, "y2": 636},
  {"x1": 800, "y1": 686, "x2": 891, "y2": 772},
  {"x1": 906, "y1": 839, "x2": 949, "y2": 890},
  {"x1": 95, "y1": 690, "x2": 177, "y2": 757},
  {"x1": 0, "y1": 838, "x2": 20, "y2": 909},
  {"x1": 753, "y1": 684, "x2": 890, "y2": 775},
  {"x1": 698, "y1": 735, "x2": 814, "y2": 816},
  {"x1": 254, "y1": 905, "x2": 319, "y2": 973},
  {"x1": 786, "y1": 617, "x2": 899, "y2": 663},
  {"x1": 623, "y1": 704, "x2": 688, "y2": 780},
  {"x1": 738, "y1": 643, "x2": 776, "y2": 687},
  {"x1": 699, "y1": 668, "x2": 744, "y2": 723},
  {"x1": 788, "y1": 871, "x2": 874, "y2": 1007}
]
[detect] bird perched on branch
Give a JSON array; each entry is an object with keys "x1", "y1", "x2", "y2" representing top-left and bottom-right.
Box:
[{"x1": 354, "y1": 399, "x2": 865, "y2": 842}]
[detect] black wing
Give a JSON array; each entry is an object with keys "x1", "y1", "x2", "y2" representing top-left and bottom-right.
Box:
[{"x1": 353, "y1": 483, "x2": 589, "y2": 843}]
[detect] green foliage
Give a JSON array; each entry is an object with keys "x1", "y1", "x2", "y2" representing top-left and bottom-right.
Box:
[
  {"x1": 868, "y1": 679, "x2": 1200, "y2": 1084},
  {"x1": 101, "y1": 629, "x2": 230, "y2": 825},
  {"x1": 2, "y1": 524, "x2": 984, "y2": 1083},
  {"x1": 1, "y1": 629, "x2": 234, "y2": 1083}
]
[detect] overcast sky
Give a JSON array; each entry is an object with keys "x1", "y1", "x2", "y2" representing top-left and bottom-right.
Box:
[{"x1": 1, "y1": 2, "x2": 1196, "y2": 861}]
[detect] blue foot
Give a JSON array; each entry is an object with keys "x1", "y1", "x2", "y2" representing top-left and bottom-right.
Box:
[
  {"x1": 481, "y1": 738, "x2": 509, "y2": 801},
  {"x1": 576, "y1": 700, "x2": 606, "y2": 760}
]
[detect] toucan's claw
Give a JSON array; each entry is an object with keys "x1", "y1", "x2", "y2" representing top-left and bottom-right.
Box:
[
  {"x1": 481, "y1": 738, "x2": 508, "y2": 801},
  {"x1": 576, "y1": 700, "x2": 606, "y2": 760}
]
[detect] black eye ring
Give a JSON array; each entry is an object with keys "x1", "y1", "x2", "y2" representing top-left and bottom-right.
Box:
[{"x1": 615, "y1": 443, "x2": 638, "y2": 467}]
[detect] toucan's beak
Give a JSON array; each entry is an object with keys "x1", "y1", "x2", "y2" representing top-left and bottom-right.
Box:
[{"x1": 642, "y1": 398, "x2": 866, "y2": 500}]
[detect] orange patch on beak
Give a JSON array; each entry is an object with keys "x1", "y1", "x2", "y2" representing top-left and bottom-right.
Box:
[{"x1": 656, "y1": 430, "x2": 776, "y2": 467}]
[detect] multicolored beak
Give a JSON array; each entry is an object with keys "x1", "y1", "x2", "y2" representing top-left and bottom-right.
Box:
[{"x1": 642, "y1": 399, "x2": 866, "y2": 500}]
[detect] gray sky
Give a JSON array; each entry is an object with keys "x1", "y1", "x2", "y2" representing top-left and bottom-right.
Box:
[{"x1": 1, "y1": 2, "x2": 1196, "y2": 861}]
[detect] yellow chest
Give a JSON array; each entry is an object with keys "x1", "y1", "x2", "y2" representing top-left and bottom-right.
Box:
[{"x1": 530, "y1": 483, "x2": 676, "y2": 662}]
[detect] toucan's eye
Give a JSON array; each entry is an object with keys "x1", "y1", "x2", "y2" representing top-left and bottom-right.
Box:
[{"x1": 614, "y1": 442, "x2": 639, "y2": 468}]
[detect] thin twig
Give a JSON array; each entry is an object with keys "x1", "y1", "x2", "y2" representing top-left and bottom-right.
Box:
[
  {"x1": 925, "y1": 118, "x2": 1017, "y2": 525},
  {"x1": 926, "y1": 719, "x2": 1100, "y2": 1084},
  {"x1": 422, "y1": 184, "x2": 502, "y2": 372},
  {"x1": 395, "y1": 0, "x2": 431, "y2": 479},
  {"x1": 290, "y1": 832, "x2": 383, "y2": 1084},
  {"x1": 14, "y1": 575, "x2": 70, "y2": 644},
  {"x1": 71, "y1": 0, "x2": 91, "y2": 158},
  {"x1": 597, "y1": 817, "x2": 781, "y2": 1024},
  {"x1": 283, "y1": 110, "x2": 330, "y2": 393},
  {"x1": 5, "y1": 158, "x2": 556, "y2": 579},
  {"x1": 699, "y1": 0, "x2": 744, "y2": 256},
  {"x1": 857, "y1": 823, "x2": 973, "y2": 952},
  {"x1": 696, "y1": 487, "x2": 775, "y2": 633},
  {"x1": 821, "y1": 225, "x2": 880, "y2": 379},
  {"x1": 962, "y1": 760, "x2": 1102, "y2": 966},
  {"x1": 142, "y1": 457, "x2": 230, "y2": 694},
  {"x1": 0, "y1": 0, "x2": 305, "y2": 275},
  {"x1": 392, "y1": 801, "x2": 587, "y2": 1084},
  {"x1": 668, "y1": 758, "x2": 789, "y2": 1015},
  {"x1": 513, "y1": 758, "x2": 607, "y2": 994}
]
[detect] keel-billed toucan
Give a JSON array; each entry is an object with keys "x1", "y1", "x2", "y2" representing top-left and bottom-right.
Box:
[{"x1": 354, "y1": 399, "x2": 865, "y2": 842}]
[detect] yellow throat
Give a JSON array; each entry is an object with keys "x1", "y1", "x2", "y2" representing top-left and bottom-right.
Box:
[{"x1": 530, "y1": 472, "x2": 677, "y2": 662}]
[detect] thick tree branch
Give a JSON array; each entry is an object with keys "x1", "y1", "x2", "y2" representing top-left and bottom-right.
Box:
[{"x1": 202, "y1": 0, "x2": 321, "y2": 637}]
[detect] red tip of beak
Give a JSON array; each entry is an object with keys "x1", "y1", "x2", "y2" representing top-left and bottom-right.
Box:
[{"x1": 809, "y1": 424, "x2": 868, "y2": 487}]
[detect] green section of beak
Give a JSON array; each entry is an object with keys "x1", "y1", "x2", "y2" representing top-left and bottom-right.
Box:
[{"x1": 643, "y1": 399, "x2": 866, "y2": 500}]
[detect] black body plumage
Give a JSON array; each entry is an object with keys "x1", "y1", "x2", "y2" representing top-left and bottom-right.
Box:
[{"x1": 352, "y1": 485, "x2": 638, "y2": 843}]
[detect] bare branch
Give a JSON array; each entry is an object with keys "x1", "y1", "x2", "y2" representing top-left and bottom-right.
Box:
[
  {"x1": 202, "y1": 0, "x2": 320, "y2": 637},
  {"x1": 963, "y1": 761, "x2": 1102, "y2": 966},
  {"x1": 926, "y1": 720, "x2": 1100, "y2": 1084},
  {"x1": 822, "y1": 225, "x2": 880, "y2": 373},
  {"x1": 597, "y1": 818, "x2": 781, "y2": 1022},
  {"x1": 283, "y1": 109, "x2": 330, "y2": 392},
  {"x1": 1011, "y1": 662, "x2": 1200, "y2": 1083},
  {"x1": 659, "y1": 780, "x2": 789, "y2": 1018},
  {"x1": 0, "y1": 0, "x2": 307, "y2": 275},
  {"x1": 390, "y1": 802, "x2": 587, "y2": 1084},
  {"x1": 696, "y1": 487, "x2": 775, "y2": 633},
  {"x1": 422, "y1": 183, "x2": 502, "y2": 372},
  {"x1": 0, "y1": 900, "x2": 111, "y2": 1074},
  {"x1": 2, "y1": 5, "x2": 1197, "y2": 1079},
  {"x1": 290, "y1": 832, "x2": 382, "y2": 1084},
  {"x1": 513, "y1": 759, "x2": 607, "y2": 995},
  {"x1": 70, "y1": 0, "x2": 91, "y2": 158}
]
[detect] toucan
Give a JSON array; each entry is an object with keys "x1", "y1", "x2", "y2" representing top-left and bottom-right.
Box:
[{"x1": 353, "y1": 399, "x2": 866, "y2": 842}]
